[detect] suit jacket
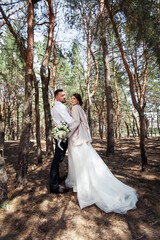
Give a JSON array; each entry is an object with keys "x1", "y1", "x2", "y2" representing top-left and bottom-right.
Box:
[{"x1": 68, "y1": 104, "x2": 92, "y2": 146}]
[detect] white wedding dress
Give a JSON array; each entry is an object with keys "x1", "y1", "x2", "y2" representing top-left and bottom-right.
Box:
[{"x1": 65, "y1": 141, "x2": 138, "y2": 214}]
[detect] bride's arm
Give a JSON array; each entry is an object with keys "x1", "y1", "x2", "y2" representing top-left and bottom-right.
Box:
[{"x1": 68, "y1": 106, "x2": 80, "y2": 138}]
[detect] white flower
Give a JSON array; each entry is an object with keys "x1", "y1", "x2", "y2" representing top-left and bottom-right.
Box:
[{"x1": 52, "y1": 121, "x2": 70, "y2": 142}]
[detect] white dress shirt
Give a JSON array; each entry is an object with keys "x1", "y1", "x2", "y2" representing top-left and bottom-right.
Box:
[{"x1": 51, "y1": 101, "x2": 73, "y2": 126}]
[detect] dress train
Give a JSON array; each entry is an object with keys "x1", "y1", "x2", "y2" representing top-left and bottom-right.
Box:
[{"x1": 65, "y1": 141, "x2": 138, "y2": 214}]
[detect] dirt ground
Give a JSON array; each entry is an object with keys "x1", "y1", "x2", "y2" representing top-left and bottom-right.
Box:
[{"x1": 0, "y1": 136, "x2": 160, "y2": 240}]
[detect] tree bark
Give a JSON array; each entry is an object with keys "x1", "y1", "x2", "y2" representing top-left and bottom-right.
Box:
[
  {"x1": 124, "y1": 119, "x2": 130, "y2": 137},
  {"x1": 100, "y1": 0, "x2": 114, "y2": 154},
  {"x1": 132, "y1": 117, "x2": 137, "y2": 138},
  {"x1": 122, "y1": 87, "x2": 134, "y2": 136},
  {"x1": 157, "y1": 0, "x2": 160, "y2": 24},
  {"x1": 140, "y1": 111, "x2": 148, "y2": 169},
  {"x1": 151, "y1": 114, "x2": 154, "y2": 136},
  {"x1": 80, "y1": 0, "x2": 99, "y2": 135},
  {"x1": 16, "y1": 0, "x2": 34, "y2": 186},
  {"x1": 95, "y1": 99, "x2": 105, "y2": 139},
  {"x1": 132, "y1": 111, "x2": 140, "y2": 136},
  {"x1": 0, "y1": 112, "x2": 8, "y2": 203},
  {"x1": 98, "y1": 114, "x2": 104, "y2": 139},
  {"x1": 50, "y1": 35, "x2": 57, "y2": 106},
  {"x1": 40, "y1": 0, "x2": 54, "y2": 156},
  {"x1": 2, "y1": 95, "x2": 6, "y2": 138},
  {"x1": 16, "y1": 99, "x2": 19, "y2": 140},
  {"x1": 33, "y1": 73, "x2": 42, "y2": 163},
  {"x1": 113, "y1": 59, "x2": 121, "y2": 139},
  {"x1": 156, "y1": 105, "x2": 160, "y2": 134},
  {"x1": 105, "y1": 1, "x2": 148, "y2": 168},
  {"x1": 0, "y1": 4, "x2": 42, "y2": 164},
  {"x1": 144, "y1": 115, "x2": 149, "y2": 138},
  {"x1": 86, "y1": 38, "x2": 92, "y2": 134},
  {"x1": 52, "y1": 36, "x2": 57, "y2": 89}
]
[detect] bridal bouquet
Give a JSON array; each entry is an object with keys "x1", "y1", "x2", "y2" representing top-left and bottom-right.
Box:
[{"x1": 52, "y1": 121, "x2": 70, "y2": 143}]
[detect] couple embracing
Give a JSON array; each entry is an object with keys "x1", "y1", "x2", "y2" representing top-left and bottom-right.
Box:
[{"x1": 50, "y1": 89, "x2": 138, "y2": 214}]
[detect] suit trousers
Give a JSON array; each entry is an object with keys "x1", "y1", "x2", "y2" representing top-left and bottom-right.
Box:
[{"x1": 50, "y1": 139, "x2": 68, "y2": 190}]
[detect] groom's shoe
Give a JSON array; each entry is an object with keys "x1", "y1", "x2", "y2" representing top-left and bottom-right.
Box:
[{"x1": 50, "y1": 186, "x2": 69, "y2": 194}]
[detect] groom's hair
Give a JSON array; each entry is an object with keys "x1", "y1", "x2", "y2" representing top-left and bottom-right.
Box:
[{"x1": 54, "y1": 89, "x2": 63, "y2": 98}]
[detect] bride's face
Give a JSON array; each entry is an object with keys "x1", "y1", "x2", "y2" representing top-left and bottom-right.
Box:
[{"x1": 71, "y1": 96, "x2": 79, "y2": 105}]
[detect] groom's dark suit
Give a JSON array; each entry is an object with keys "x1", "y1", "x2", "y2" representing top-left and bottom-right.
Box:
[
  {"x1": 50, "y1": 139, "x2": 68, "y2": 190},
  {"x1": 50, "y1": 101, "x2": 73, "y2": 193}
]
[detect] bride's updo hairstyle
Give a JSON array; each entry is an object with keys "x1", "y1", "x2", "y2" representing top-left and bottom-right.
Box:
[{"x1": 73, "y1": 93, "x2": 83, "y2": 106}]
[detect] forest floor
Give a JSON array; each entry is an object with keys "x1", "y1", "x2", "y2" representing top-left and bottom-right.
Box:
[{"x1": 0, "y1": 136, "x2": 160, "y2": 240}]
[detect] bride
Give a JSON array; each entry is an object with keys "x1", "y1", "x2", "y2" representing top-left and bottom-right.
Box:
[{"x1": 65, "y1": 93, "x2": 138, "y2": 214}]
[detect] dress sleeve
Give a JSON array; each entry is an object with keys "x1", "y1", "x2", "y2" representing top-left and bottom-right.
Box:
[{"x1": 68, "y1": 106, "x2": 80, "y2": 138}]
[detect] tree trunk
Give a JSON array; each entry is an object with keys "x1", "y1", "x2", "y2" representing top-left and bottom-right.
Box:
[
  {"x1": 53, "y1": 36, "x2": 57, "y2": 93},
  {"x1": 150, "y1": 114, "x2": 153, "y2": 136},
  {"x1": 11, "y1": 119, "x2": 15, "y2": 140},
  {"x1": 41, "y1": 71, "x2": 53, "y2": 155},
  {"x1": 98, "y1": 114, "x2": 104, "y2": 139},
  {"x1": 86, "y1": 41, "x2": 92, "y2": 133},
  {"x1": 2, "y1": 95, "x2": 6, "y2": 138},
  {"x1": 114, "y1": 118, "x2": 118, "y2": 139},
  {"x1": 122, "y1": 87, "x2": 134, "y2": 137},
  {"x1": 132, "y1": 111, "x2": 140, "y2": 136},
  {"x1": 100, "y1": 0, "x2": 114, "y2": 154},
  {"x1": 0, "y1": 113, "x2": 8, "y2": 203},
  {"x1": 124, "y1": 119, "x2": 130, "y2": 137},
  {"x1": 105, "y1": 1, "x2": 148, "y2": 167},
  {"x1": 11, "y1": 95, "x2": 17, "y2": 141},
  {"x1": 40, "y1": 0, "x2": 54, "y2": 156},
  {"x1": 144, "y1": 114, "x2": 149, "y2": 138},
  {"x1": 157, "y1": 0, "x2": 160, "y2": 24},
  {"x1": 87, "y1": 105, "x2": 92, "y2": 136},
  {"x1": 33, "y1": 73, "x2": 42, "y2": 163},
  {"x1": 16, "y1": 99, "x2": 19, "y2": 140},
  {"x1": 132, "y1": 117, "x2": 136, "y2": 137},
  {"x1": 156, "y1": 105, "x2": 160, "y2": 134},
  {"x1": 49, "y1": 35, "x2": 57, "y2": 106},
  {"x1": 113, "y1": 48, "x2": 121, "y2": 139},
  {"x1": 6, "y1": 83, "x2": 11, "y2": 140},
  {"x1": 16, "y1": 0, "x2": 34, "y2": 186},
  {"x1": 79, "y1": 1, "x2": 99, "y2": 135},
  {"x1": 139, "y1": 111, "x2": 148, "y2": 170},
  {"x1": 0, "y1": 3, "x2": 42, "y2": 163}
]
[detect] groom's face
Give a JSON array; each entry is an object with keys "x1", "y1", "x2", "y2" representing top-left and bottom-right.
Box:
[{"x1": 56, "y1": 91, "x2": 66, "y2": 103}]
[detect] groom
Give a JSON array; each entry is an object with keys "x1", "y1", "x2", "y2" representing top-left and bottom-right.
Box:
[{"x1": 50, "y1": 89, "x2": 73, "y2": 194}]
